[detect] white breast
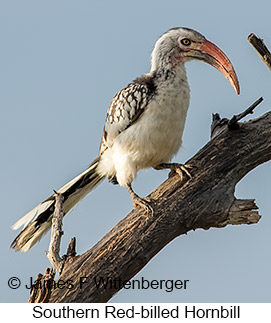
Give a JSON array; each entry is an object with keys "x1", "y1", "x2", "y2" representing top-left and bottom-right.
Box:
[{"x1": 98, "y1": 66, "x2": 190, "y2": 187}]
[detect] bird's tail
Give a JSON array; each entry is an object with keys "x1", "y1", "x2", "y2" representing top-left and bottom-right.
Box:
[{"x1": 10, "y1": 158, "x2": 104, "y2": 252}]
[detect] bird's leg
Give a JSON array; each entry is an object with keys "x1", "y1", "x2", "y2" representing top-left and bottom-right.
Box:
[
  {"x1": 125, "y1": 183, "x2": 153, "y2": 216},
  {"x1": 154, "y1": 163, "x2": 192, "y2": 181}
]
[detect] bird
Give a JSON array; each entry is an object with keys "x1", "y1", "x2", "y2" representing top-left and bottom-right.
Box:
[{"x1": 11, "y1": 27, "x2": 240, "y2": 252}]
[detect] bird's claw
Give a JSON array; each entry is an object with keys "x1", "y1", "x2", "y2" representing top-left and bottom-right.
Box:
[
  {"x1": 126, "y1": 184, "x2": 154, "y2": 217},
  {"x1": 172, "y1": 163, "x2": 192, "y2": 181},
  {"x1": 155, "y1": 162, "x2": 193, "y2": 181},
  {"x1": 132, "y1": 197, "x2": 154, "y2": 217}
]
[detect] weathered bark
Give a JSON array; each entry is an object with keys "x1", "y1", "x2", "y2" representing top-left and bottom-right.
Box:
[
  {"x1": 28, "y1": 268, "x2": 55, "y2": 303},
  {"x1": 44, "y1": 107, "x2": 271, "y2": 303},
  {"x1": 248, "y1": 33, "x2": 271, "y2": 70},
  {"x1": 46, "y1": 193, "x2": 65, "y2": 273}
]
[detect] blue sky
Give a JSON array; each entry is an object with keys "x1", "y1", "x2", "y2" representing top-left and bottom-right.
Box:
[{"x1": 1, "y1": 0, "x2": 271, "y2": 302}]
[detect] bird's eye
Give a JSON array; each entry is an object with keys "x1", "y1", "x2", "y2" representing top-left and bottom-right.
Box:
[{"x1": 180, "y1": 38, "x2": 191, "y2": 46}]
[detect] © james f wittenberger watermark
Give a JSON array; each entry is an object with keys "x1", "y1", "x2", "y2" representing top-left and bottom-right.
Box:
[{"x1": 8, "y1": 276, "x2": 189, "y2": 293}]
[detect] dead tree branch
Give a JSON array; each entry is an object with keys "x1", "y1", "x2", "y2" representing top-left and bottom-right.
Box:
[
  {"x1": 45, "y1": 192, "x2": 77, "y2": 276},
  {"x1": 248, "y1": 33, "x2": 271, "y2": 70},
  {"x1": 45, "y1": 102, "x2": 271, "y2": 303},
  {"x1": 228, "y1": 97, "x2": 264, "y2": 130},
  {"x1": 211, "y1": 97, "x2": 263, "y2": 137},
  {"x1": 45, "y1": 192, "x2": 65, "y2": 273},
  {"x1": 28, "y1": 268, "x2": 55, "y2": 303},
  {"x1": 29, "y1": 193, "x2": 77, "y2": 302}
]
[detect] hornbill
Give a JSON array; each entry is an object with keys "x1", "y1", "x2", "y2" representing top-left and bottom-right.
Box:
[{"x1": 11, "y1": 27, "x2": 240, "y2": 252}]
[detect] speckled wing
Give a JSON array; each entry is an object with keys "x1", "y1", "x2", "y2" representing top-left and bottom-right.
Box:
[{"x1": 99, "y1": 76, "x2": 155, "y2": 155}]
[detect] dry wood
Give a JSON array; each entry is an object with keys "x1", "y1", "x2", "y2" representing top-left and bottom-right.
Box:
[
  {"x1": 248, "y1": 33, "x2": 271, "y2": 70},
  {"x1": 211, "y1": 97, "x2": 264, "y2": 137},
  {"x1": 216, "y1": 199, "x2": 260, "y2": 227},
  {"x1": 228, "y1": 97, "x2": 264, "y2": 130},
  {"x1": 45, "y1": 192, "x2": 65, "y2": 273},
  {"x1": 28, "y1": 268, "x2": 55, "y2": 303},
  {"x1": 43, "y1": 106, "x2": 271, "y2": 303}
]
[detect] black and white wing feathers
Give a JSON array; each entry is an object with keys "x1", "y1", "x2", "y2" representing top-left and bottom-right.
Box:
[{"x1": 99, "y1": 75, "x2": 156, "y2": 155}]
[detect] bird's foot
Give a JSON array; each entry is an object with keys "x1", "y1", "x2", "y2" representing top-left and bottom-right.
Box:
[
  {"x1": 132, "y1": 195, "x2": 154, "y2": 216},
  {"x1": 126, "y1": 184, "x2": 154, "y2": 216},
  {"x1": 155, "y1": 163, "x2": 193, "y2": 181}
]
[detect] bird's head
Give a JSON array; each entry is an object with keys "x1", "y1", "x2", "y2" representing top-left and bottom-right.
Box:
[{"x1": 151, "y1": 27, "x2": 240, "y2": 94}]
